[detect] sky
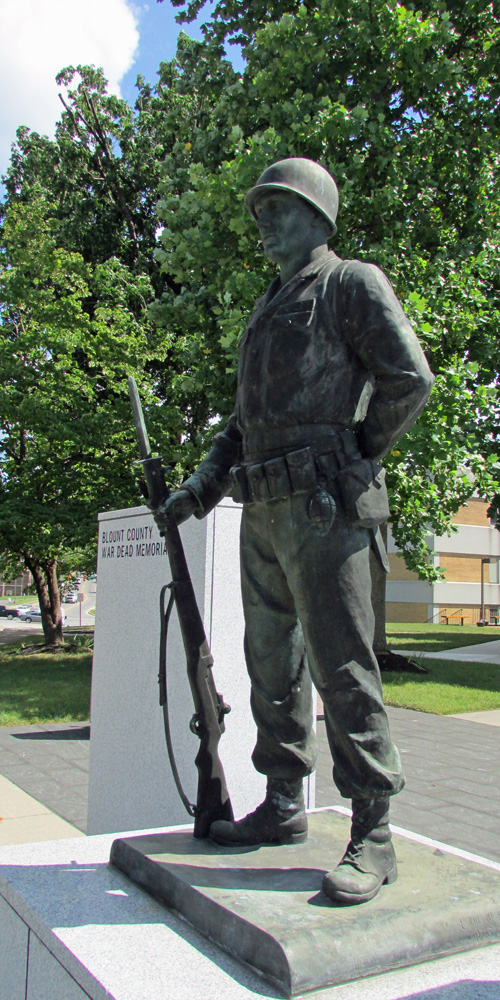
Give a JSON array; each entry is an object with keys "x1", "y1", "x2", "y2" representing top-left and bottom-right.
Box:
[{"x1": 0, "y1": 0, "x2": 230, "y2": 183}]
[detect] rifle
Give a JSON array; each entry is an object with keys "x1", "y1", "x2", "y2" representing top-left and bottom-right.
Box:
[{"x1": 128, "y1": 377, "x2": 233, "y2": 838}]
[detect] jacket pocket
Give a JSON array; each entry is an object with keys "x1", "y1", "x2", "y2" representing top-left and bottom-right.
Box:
[
  {"x1": 271, "y1": 298, "x2": 316, "y2": 328},
  {"x1": 267, "y1": 300, "x2": 316, "y2": 376},
  {"x1": 336, "y1": 459, "x2": 389, "y2": 528}
]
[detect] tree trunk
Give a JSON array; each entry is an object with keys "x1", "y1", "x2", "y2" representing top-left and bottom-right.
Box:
[
  {"x1": 24, "y1": 554, "x2": 64, "y2": 645},
  {"x1": 44, "y1": 557, "x2": 64, "y2": 644}
]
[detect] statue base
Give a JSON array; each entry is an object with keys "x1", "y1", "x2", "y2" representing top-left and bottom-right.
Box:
[{"x1": 110, "y1": 808, "x2": 500, "y2": 997}]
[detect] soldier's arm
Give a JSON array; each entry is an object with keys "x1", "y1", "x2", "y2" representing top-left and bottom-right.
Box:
[
  {"x1": 152, "y1": 414, "x2": 241, "y2": 530},
  {"x1": 180, "y1": 413, "x2": 242, "y2": 519},
  {"x1": 340, "y1": 261, "x2": 434, "y2": 461}
]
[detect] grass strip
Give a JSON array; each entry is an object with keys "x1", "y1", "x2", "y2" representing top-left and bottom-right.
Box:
[
  {"x1": 1, "y1": 623, "x2": 499, "y2": 725},
  {"x1": 382, "y1": 658, "x2": 500, "y2": 715},
  {"x1": 387, "y1": 622, "x2": 500, "y2": 653},
  {"x1": 0, "y1": 648, "x2": 91, "y2": 726}
]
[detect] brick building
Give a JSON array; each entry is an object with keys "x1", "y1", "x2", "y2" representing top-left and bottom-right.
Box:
[
  {"x1": 386, "y1": 498, "x2": 500, "y2": 625},
  {"x1": 0, "y1": 571, "x2": 32, "y2": 598}
]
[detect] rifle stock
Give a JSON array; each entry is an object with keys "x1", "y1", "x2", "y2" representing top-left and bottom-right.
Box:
[{"x1": 128, "y1": 381, "x2": 233, "y2": 838}]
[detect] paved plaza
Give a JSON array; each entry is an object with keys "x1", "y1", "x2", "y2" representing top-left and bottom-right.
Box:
[{"x1": 1, "y1": 708, "x2": 499, "y2": 865}]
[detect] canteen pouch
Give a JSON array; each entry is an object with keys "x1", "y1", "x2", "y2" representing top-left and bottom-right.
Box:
[{"x1": 336, "y1": 459, "x2": 389, "y2": 528}]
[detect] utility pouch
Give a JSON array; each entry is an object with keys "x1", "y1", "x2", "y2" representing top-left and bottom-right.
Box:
[
  {"x1": 230, "y1": 465, "x2": 250, "y2": 504},
  {"x1": 285, "y1": 447, "x2": 318, "y2": 493},
  {"x1": 230, "y1": 446, "x2": 321, "y2": 505},
  {"x1": 336, "y1": 459, "x2": 389, "y2": 528},
  {"x1": 246, "y1": 463, "x2": 271, "y2": 503},
  {"x1": 264, "y1": 456, "x2": 292, "y2": 499}
]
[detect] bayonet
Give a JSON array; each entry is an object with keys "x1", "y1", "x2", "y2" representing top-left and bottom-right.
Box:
[{"x1": 128, "y1": 376, "x2": 152, "y2": 459}]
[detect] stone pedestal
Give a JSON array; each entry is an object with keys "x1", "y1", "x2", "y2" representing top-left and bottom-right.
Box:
[
  {"x1": 111, "y1": 809, "x2": 500, "y2": 997},
  {"x1": 2, "y1": 819, "x2": 500, "y2": 1000},
  {"x1": 88, "y1": 501, "x2": 315, "y2": 836}
]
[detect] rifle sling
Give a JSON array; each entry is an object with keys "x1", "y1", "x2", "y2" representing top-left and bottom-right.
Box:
[{"x1": 159, "y1": 582, "x2": 196, "y2": 818}]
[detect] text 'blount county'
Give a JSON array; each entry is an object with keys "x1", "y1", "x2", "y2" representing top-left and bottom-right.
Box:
[{"x1": 100, "y1": 524, "x2": 167, "y2": 560}]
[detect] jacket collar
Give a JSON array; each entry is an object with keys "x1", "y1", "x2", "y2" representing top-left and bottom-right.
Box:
[{"x1": 253, "y1": 250, "x2": 341, "y2": 318}]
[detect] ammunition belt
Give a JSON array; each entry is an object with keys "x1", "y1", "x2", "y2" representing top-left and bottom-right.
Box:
[{"x1": 230, "y1": 430, "x2": 359, "y2": 505}]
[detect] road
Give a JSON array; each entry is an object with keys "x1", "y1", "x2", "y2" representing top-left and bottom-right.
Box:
[
  {"x1": 62, "y1": 578, "x2": 96, "y2": 627},
  {"x1": 0, "y1": 578, "x2": 96, "y2": 637}
]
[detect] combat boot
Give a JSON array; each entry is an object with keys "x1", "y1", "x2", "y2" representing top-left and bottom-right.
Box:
[
  {"x1": 210, "y1": 778, "x2": 307, "y2": 847},
  {"x1": 322, "y1": 796, "x2": 397, "y2": 904}
]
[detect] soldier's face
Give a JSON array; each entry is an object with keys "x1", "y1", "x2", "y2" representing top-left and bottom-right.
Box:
[{"x1": 253, "y1": 190, "x2": 320, "y2": 263}]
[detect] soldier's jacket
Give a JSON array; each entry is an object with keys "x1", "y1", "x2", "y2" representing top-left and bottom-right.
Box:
[{"x1": 185, "y1": 251, "x2": 434, "y2": 516}]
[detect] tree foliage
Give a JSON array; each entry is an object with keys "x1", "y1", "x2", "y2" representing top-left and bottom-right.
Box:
[
  {"x1": 1, "y1": 1, "x2": 500, "y2": 641},
  {"x1": 0, "y1": 54, "x2": 261, "y2": 642},
  {"x1": 0, "y1": 188, "x2": 155, "y2": 641},
  {"x1": 0, "y1": 63, "x2": 209, "y2": 641},
  {"x1": 154, "y1": 0, "x2": 500, "y2": 579}
]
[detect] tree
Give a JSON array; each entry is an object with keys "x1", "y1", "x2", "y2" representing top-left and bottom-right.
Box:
[
  {"x1": 153, "y1": 0, "x2": 500, "y2": 618},
  {"x1": 0, "y1": 188, "x2": 160, "y2": 643},
  {"x1": 0, "y1": 59, "x2": 236, "y2": 643},
  {"x1": 3, "y1": 3, "x2": 499, "y2": 641}
]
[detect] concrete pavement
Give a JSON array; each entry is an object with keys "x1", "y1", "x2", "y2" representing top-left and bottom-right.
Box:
[
  {"x1": 0, "y1": 774, "x2": 84, "y2": 846},
  {"x1": 0, "y1": 722, "x2": 89, "y2": 846},
  {"x1": 452, "y1": 708, "x2": 500, "y2": 724},
  {"x1": 1, "y1": 705, "x2": 499, "y2": 858},
  {"x1": 399, "y1": 636, "x2": 500, "y2": 663}
]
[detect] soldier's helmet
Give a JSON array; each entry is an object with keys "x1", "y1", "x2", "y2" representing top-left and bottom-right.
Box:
[{"x1": 245, "y1": 157, "x2": 339, "y2": 235}]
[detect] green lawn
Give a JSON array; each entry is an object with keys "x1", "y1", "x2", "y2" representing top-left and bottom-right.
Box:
[
  {"x1": 1, "y1": 623, "x2": 499, "y2": 726},
  {"x1": 3, "y1": 595, "x2": 38, "y2": 608},
  {"x1": 0, "y1": 646, "x2": 92, "y2": 726},
  {"x1": 382, "y1": 623, "x2": 500, "y2": 713},
  {"x1": 387, "y1": 622, "x2": 500, "y2": 653},
  {"x1": 382, "y1": 658, "x2": 500, "y2": 715}
]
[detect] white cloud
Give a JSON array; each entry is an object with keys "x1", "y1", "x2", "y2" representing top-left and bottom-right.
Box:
[{"x1": 0, "y1": 0, "x2": 139, "y2": 178}]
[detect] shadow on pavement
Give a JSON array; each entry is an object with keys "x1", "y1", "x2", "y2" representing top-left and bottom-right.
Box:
[
  {"x1": 404, "y1": 982, "x2": 500, "y2": 999},
  {"x1": 11, "y1": 726, "x2": 90, "y2": 741}
]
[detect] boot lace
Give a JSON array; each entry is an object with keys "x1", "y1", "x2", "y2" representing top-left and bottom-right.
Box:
[{"x1": 342, "y1": 839, "x2": 366, "y2": 870}]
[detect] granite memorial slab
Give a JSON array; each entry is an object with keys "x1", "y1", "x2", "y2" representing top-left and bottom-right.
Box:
[{"x1": 89, "y1": 503, "x2": 316, "y2": 837}]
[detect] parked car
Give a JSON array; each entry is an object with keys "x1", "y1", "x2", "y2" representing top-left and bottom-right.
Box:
[
  {"x1": 16, "y1": 604, "x2": 33, "y2": 612},
  {"x1": 0, "y1": 605, "x2": 20, "y2": 620},
  {"x1": 19, "y1": 609, "x2": 42, "y2": 623}
]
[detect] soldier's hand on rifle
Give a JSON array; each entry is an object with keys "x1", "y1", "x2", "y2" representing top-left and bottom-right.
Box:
[{"x1": 150, "y1": 489, "x2": 199, "y2": 534}]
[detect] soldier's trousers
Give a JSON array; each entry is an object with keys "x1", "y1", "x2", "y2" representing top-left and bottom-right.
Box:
[{"x1": 240, "y1": 492, "x2": 405, "y2": 800}]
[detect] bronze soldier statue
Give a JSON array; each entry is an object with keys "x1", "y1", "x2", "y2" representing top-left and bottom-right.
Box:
[{"x1": 153, "y1": 158, "x2": 434, "y2": 905}]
